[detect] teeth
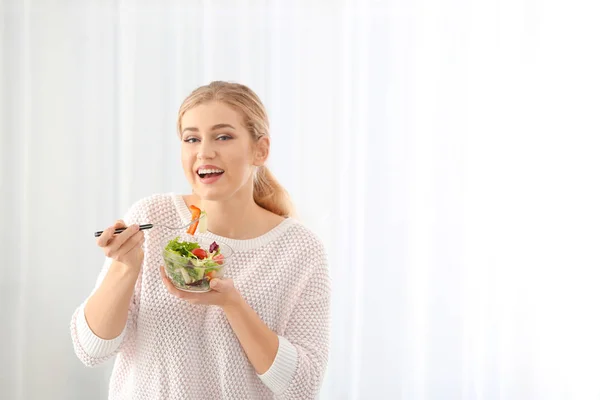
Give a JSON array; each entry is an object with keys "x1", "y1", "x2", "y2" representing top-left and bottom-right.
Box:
[{"x1": 197, "y1": 168, "x2": 224, "y2": 175}]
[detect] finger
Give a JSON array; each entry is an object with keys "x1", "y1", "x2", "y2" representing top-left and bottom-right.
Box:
[
  {"x1": 160, "y1": 266, "x2": 173, "y2": 283},
  {"x1": 158, "y1": 265, "x2": 169, "y2": 283},
  {"x1": 96, "y1": 225, "x2": 116, "y2": 248},
  {"x1": 209, "y1": 278, "x2": 222, "y2": 291},
  {"x1": 97, "y1": 220, "x2": 127, "y2": 247},
  {"x1": 121, "y1": 231, "x2": 145, "y2": 256},
  {"x1": 159, "y1": 265, "x2": 168, "y2": 281},
  {"x1": 114, "y1": 219, "x2": 126, "y2": 229},
  {"x1": 209, "y1": 278, "x2": 233, "y2": 292},
  {"x1": 105, "y1": 225, "x2": 139, "y2": 257},
  {"x1": 107, "y1": 220, "x2": 128, "y2": 245}
]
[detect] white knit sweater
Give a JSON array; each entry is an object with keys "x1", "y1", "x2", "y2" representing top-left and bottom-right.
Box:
[{"x1": 70, "y1": 193, "x2": 331, "y2": 399}]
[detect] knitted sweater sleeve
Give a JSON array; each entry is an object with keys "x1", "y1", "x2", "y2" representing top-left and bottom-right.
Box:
[
  {"x1": 69, "y1": 199, "x2": 147, "y2": 367},
  {"x1": 258, "y1": 239, "x2": 332, "y2": 399}
]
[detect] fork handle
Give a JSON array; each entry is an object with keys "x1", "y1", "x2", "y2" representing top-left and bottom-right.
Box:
[{"x1": 94, "y1": 224, "x2": 154, "y2": 238}]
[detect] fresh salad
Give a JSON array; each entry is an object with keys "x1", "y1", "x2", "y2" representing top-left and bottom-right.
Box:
[{"x1": 163, "y1": 237, "x2": 225, "y2": 290}]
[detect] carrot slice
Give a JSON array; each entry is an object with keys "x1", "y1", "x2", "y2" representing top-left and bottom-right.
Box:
[{"x1": 187, "y1": 205, "x2": 201, "y2": 235}]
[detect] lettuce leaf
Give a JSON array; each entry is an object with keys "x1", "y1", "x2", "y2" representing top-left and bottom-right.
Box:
[{"x1": 165, "y1": 236, "x2": 200, "y2": 258}]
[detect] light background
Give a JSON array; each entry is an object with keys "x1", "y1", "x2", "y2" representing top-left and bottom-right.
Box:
[{"x1": 1, "y1": 0, "x2": 600, "y2": 399}]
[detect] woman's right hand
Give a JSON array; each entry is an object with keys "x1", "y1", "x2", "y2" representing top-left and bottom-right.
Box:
[{"x1": 96, "y1": 220, "x2": 145, "y2": 270}]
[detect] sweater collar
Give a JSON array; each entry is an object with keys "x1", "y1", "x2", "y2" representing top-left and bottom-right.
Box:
[{"x1": 171, "y1": 193, "x2": 296, "y2": 252}]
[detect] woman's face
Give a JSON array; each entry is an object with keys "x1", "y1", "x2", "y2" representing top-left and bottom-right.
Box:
[{"x1": 180, "y1": 101, "x2": 267, "y2": 202}]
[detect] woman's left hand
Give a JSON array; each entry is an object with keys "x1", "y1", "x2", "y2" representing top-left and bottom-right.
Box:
[{"x1": 160, "y1": 266, "x2": 241, "y2": 308}]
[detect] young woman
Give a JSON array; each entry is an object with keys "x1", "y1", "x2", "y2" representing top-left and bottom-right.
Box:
[{"x1": 70, "y1": 81, "x2": 331, "y2": 399}]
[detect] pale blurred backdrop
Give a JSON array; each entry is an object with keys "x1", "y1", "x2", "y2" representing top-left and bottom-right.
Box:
[{"x1": 1, "y1": 0, "x2": 600, "y2": 399}]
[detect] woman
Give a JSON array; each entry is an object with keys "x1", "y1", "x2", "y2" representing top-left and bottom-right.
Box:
[{"x1": 70, "y1": 81, "x2": 331, "y2": 399}]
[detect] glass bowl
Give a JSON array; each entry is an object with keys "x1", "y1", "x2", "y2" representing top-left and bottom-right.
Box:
[{"x1": 162, "y1": 236, "x2": 234, "y2": 293}]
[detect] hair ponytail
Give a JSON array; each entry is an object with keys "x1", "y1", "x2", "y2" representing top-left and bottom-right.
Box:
[{"x1": 253, "y1": 165, "x2": 294, "y2": 217}]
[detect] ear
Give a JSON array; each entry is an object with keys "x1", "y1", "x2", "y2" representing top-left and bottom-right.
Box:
[{"x1": 253, "y1": 136, "x2": 270, "y2": 166}]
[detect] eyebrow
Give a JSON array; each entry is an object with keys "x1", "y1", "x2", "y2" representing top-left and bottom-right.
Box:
[{"x1": 182, "y1": 124, "x2": 236, "y2": 134}]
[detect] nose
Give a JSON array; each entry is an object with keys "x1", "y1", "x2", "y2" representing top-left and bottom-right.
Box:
[{"x1": 196, "y1": 140, "x2": 216, "y2": 160}]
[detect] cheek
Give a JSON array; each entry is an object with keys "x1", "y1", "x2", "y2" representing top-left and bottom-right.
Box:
[
  {"x1": 181, "y1": 147, "x2": 195, "y2": 165},
  {"x1": 227, "y1": 153, "x2": 253, "y2": 177},
  {"x1": 181, "y1": 148, "x2": 197, "y2": 179}
]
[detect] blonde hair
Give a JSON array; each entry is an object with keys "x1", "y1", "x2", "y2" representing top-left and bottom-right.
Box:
[{"x1": 177, "y1": 81, "x2": 294, "y2": 218}]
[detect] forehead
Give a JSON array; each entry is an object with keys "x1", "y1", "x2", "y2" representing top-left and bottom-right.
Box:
[{"x1": 181, "y1": 101, "x2": 244, "y2": 129}]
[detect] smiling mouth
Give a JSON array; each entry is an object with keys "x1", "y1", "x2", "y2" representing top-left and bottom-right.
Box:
[{"x1": 197, "y1": 168, "x2": 225, "y2": 179}]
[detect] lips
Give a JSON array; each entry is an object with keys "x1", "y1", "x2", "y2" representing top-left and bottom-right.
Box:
[
  {"x1": 196, "y1": 165, "x2": 224, "y2": 179},
  {"x1": 197, "y1": 173, "x2": 223, "y2": 184},
  {"x1": 195, "y1": 164, "x2": 224, "y2": 184}
]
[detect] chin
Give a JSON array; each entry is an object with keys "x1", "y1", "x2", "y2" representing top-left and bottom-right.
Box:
[{"x1": 192, "y1": 186, "x2": 230, "y2": 202}]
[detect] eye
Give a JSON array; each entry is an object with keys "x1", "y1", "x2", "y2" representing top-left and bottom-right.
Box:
[
  {"x1": 184, "y1": 137, "x2": 200, "y2": 143},
  {"x1": 216, "y1": 135, "x2": 232, "y2": 141}
]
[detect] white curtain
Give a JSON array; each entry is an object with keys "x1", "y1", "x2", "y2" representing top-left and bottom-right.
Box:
[{"x1": 2, "y1": 0, "x2": 600, "y2": 399}]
